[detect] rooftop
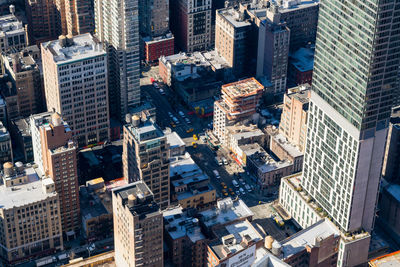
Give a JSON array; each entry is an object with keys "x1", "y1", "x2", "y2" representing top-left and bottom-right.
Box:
[
  {"x1": 126, "y1": 118, "x2": 165, "y2": 143},
  {"x1": 290, "y1": 47, "x2": 315, "y2": 72},
  {"x1": 42, "y1": 33, "x2": 105, "y2": 64},
  {"x1": 209, "y1": 219, "x2": 262, "y2": 261},
  {"x1": 253, "y1": 247, "x2": 290, "y2": 267},
  {"x1": 242, "y1": 143, "x2": 292, "y2": 173},
  {"x1": 0, "y1": 167, "x2": 57, "y2": 209},
  {"x1": 163, "y1": 206, "x2": 206, "y2": 242},
  {"x1": 0, "y1": 121, "x2": 10, "y2": 141},
  {"x1": 218, "y1": 8, "x2": 252, "y2": 28},
  {"x1": 272, "y1": 133, "x2": 303, "y2": 158},
  {"x1": 80, "y1": 186, "x2": 111, "y2": 221},
  {"x1": 228, "y1": 124, "x2": 265, "y2": 141},
  {"x1": 0, "y1": 13, "x2": 24, "y2": 36},
  {"x1": 200, "y1": 198, "x2": 254, "y2": 228},
  {"x1": 272, "y1": 0, "x2": 319, "y2": 13},
  {"x1": 369, "y1": 250, "x2": 400, "y2": 267},
  {"x1": 222, "y1": 78, "x2": 264, "y2": 98},
  {"x1": 164, "y1": 131, "x2": 185, "y2": 150},
  {"x1": 11, "y1": 117, "x2": 30, "y2": 137},
  {"x1": 113, "y1": 181, "x2": 160, "y2": 218},
  {"x1": 280, "y1": 219, "x2": 340, "y2": 259}
]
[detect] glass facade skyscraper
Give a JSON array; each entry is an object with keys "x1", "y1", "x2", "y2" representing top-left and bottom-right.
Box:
[{"x1": 302, "y1": 0, "x2": 400, "y2": 233}]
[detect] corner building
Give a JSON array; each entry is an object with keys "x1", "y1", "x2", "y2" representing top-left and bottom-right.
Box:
[{"x1": 112, "y1": 181, "x2": 163, "y2": 267}]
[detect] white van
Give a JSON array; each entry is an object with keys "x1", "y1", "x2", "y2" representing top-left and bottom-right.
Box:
[
  {"x1": 232, "y1": 179, "x2": 239, "y2": 188},
  {"x1": 213, "y1": 170, "x2": 220, "y2": 179}
]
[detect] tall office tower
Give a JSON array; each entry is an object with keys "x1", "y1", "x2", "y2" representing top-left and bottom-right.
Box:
[
  {"x1": 170, "y1": 0, "x2": 212, "y2": 53},
  {"x1": 25, "y1": 0, "x2": 58, "y2": 43},
  {"x1": 215, "y1": 8, "x2": 252, "y2": 78},
  {"x1": 30, "y1": 112, "x2": 80, "y2": 238},
  {"x1": 94, "y1": 0, "x2": 140, "y2": 120},
  {"x1": 213, "y1": 78, "x2": 264, "y2": 146},
  {"x1": 1, "y1": 52, "x2": 44, "y2": 118},
  {"x1": 0, "y1": 163, "x2": 63, "y2": 265},
  {"x1": 41, "y1": 33, "x2": 110, "y2": 147},
  {"x1": 139, "y1": 0, "x2": 169, "y2": 37},
  {"x1": 56, "y1": 0, "x2": 93, "y2": 36},
  {"x1": 0, "y1": 6, "x2": 28, "y2": 52},
  {"x1": 113, "y1": 181, "x2": 163, "y2": 267},
  {"x1": 123, "y1": 116, "x2": 170, "y2": 209},
  {"x1": 293, "y1": 0, "x2": 399, "y2": 265}
]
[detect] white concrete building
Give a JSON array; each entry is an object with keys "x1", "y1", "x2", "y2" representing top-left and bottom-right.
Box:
[
  {"x1": 94, "y1": 0, "x2": 140, "y2": 119},
  {"x1": 41, "y1": 33, "x2": 109, "y2": 147}
]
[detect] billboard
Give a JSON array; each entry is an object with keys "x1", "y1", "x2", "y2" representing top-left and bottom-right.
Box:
[{"x1": 225, "y1": 244, "x2": 256, "y2": 267}]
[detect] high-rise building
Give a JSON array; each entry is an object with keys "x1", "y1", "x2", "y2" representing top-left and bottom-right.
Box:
[
  {"x1": 215, "y1": 8, "x2": 252, "y2": 78},
  {"x1": 0, "y1": 6, "x2": 28, "y2": 52},
  {"x1": 56, "y1": 0, "x2": 93, "y2": 36},
  {"x1": 41, "y1": 33, "x2": 109, "y2": 147},
  {"x1": 25, "y1": 0, "x2": 58, "y2": 43},
  {"x1": 30, "y1": 112, "x2": 80, "y2": 238},
  {"x1": 122, "y1": 116, "x2": 170, "y2": 209},
  {"x1": 170, "y1": 0, "x2": 212, "y2": 53},
  {"x1": 382, "y1": 106, "x2": 400, "y2": 183},
  {"x1": 113, "y1": 181, "x2": 163, "y2": 267},
  {"x1": 94, "y1": 0, "x2": 140, "y2": 119},
  {"x1": 279, "y1": 84, "x2": 310, "y2": 152},
  {"x1": 1, "y1": 52, "x2": 45, "y2": 118},
  {"x1": 0, "y1": 162, "x2": 63, "y2": 265},
  {"x1": 213, "y1": 78, "x2": 263, "y2": 146},
  {"x1": 279, "y1": 0, "x2": 400, "y2": 265}
]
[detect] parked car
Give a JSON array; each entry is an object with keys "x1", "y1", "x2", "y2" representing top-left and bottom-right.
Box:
[
  {"x1": 159, "y1": 88, "x2": 165, "y2": 95},
  {"x1": 222, "y1": 157, "x2": 228, "y2": 165},
  {"x1": 245, "y1": 184, "x2": 252, "y2": 192},
  {"x1": 239, "y1": 178, "x2": 245, "y2": 185},
  {"x1": 232, "y1": 179, "x2": 239, "y2": 188},
  {"x1": 213, "y1": 170, "x2": 220, "y2": 179},
  {"x1": 178, "y1": 111, "x2": 185, "y2": 117},
  {"x1": 185, "y1": 117, "x2": 191, "y2": 124},
  {"x1": 215, "y1": 157, "x2": 223, "y2": 166},
  {"x1": 239, "y1": 187, "x2": 245, "y2": 195}
]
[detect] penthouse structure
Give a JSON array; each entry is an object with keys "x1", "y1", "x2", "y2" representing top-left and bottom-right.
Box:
[
  {"x1": 1, "y1": 51, "x2": 44, "y2": 119},
  {"x1": 164, "y1": 206, "x2": 206, "y2": 267},
  {"x1": 0, "y1": 6, "x2": 27, "y2": 52},
  {"x1": 30, "y1": 112, "x2": 80, "y2": 237},
  {"x1": 279, "y1": 84, "x2": 310, "y2": 152},
  {"x1": 123, "y1": 116, "x2": 170, "y2": 209},
  {"x1": 213, "y1": 78, "x2": 263, "y2": 146},
  {"x1": 0, "y1": 163, "x2": 62, "y2": 264},
  {"x1": 113, "y1": 181, "x2": 163, "y2": 267},
  {"x1": 41, "y1": 33, "x2": 109, "y2": 147},
  {"x1": 170, "y1": 0, "x2": 212, "y2": 53}
]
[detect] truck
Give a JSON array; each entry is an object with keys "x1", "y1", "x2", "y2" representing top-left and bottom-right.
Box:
[
  {"x1": 213, "y1": 170, "x2": 220, "y2": 179},
  {"x1": 35, "y1": 256, "x2": 57, "y2": 266}
]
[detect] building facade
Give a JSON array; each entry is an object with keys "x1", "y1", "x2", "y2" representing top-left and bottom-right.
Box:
[
  {"x1": 25, "y1": 0, "x2": 58, "y2": 43},
  {"x1": 123, "y1": 116, "x2": 170, "y2": 209},
  {"x1": 113, "y1": 181, "x2": 163, "y2": 267},
  {"x1": 215, "y1": 8, "x2": 252, "y2": 78},
  {"x1": 41, "y1": 33, "x2": 109, "y2": 147},
  {"x1": 94, "y1": 0, "x2": 140, "y2": 119},
  {"x1": 56, "y1": 0, "x2": 93, "y2": 36},
  {"x1": 0, "y1": 7, "x2": 27, "y2": 52},
  {"x1": 2, "y1": 52, "x2": 44, "y2": 118},
  {"x1": 279, "y1": 0, "x2": 400, "y2": 265},
  {"x1": 170, "y1": 0, "x2": 212, "y2": 53},
  {"x1": 0, "y1": 121, "x2": 12, "y2": 164},
  {"x1": 31, "y1": 112, "x2": 80, "y2": 237},
  {"x1": 382, "y1": 107, "x2": 400, "y2": 182},
  {"x1": 279, "y1": 84, "x2": 310, "y2": 152},
  {"x1": 0, "y1": 163, "x2": 62, "y2": 264}
]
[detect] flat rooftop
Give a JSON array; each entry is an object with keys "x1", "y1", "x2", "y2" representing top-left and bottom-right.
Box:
[
  {"x1": 0, "y1": 13, "x2": 24, "y2": 36},
  {"x1": 80, "y1": 186, "x2": 110, "y2": 221},
  {"x1": 0, "y1": 167, "x2": 57, "y2": 209},
  {"x1": 218, "y1": 8, "x2": 251, "y2": 28},
  {"x1": 369, "y1": 250, "x2": 400, "y2": 267},
  {"x1": 222, "y1": 78, "x2": 264, "y2": 98},
  {"x1": 42, "y1": 33, "x2": 105, "y2": 64},
  {"x1": 290, "y1": 47, "x2": 314, "y2": 72},
  {"x1": 163, "y1": 206, "x2": 206, "y2": 242},
  {"x1": 272, "y1": 133, "x2": 303, "y2": 158},
  {"x1": 200, "y1": 198, "x2": 254, "y2": 228},
  {"x1": 280, "y1": 219, "x2": 340, "y2": 259},
  {"x1": 126, "y1": 119, "x2": 164, "y2": 143},
  {"x1": 209, "y1": 219, "x2": 262, "y2": 261},
  {"x1": 164, "y1": 131, "x2": 185, "y2": 150},
  {"x1": 272, "y1": 0, "x2": 319, "y2": 13}
]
